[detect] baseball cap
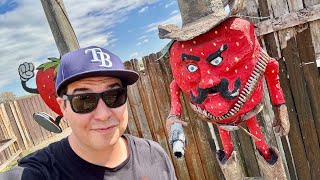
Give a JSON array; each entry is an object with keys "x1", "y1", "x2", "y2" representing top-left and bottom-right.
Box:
[{"x1": 55, "y1": 46, "x2": 139, "y2": 94}]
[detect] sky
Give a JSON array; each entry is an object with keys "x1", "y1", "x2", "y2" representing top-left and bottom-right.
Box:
[{"x1": 0, "y1": 0, "x2": 181, "y2": 97}]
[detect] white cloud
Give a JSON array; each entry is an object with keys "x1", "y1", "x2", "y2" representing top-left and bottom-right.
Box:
[
  {"x1": 139, "y1": 6, "x2": 148, "y2": 13},
  {"x1": 145, "y1": 14, "x2": 182, "y2": 33},
  {"x1": 165, "y1": 1, "x2": 175, "y2": 8},
  {"x1": 170, "y1": 10, "x2": 179, "y2": 15},
  {"x1": 0, "y1": 0, "x2": 160, "y2": 94},
  {"x1": 136, "y1": 36, "x2": 149, "y2": 46},
  {"x1": 129, "y1": 52, "x2": 139, "y2": 58},
  {"x1": 138, "y1": 35, "x2": 148, "y2": 40}
]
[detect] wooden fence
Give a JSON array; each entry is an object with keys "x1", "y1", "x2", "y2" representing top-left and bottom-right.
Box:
[
  {"x1": 0, "y1": 95, "x2": 69, "y2": 168},
  {"x1": 1, "y1": 0, "x2": 320, "y2": 179}
]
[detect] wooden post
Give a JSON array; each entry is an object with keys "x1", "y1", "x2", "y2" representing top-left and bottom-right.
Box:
[{"x1": 40, "y1": 0, "x2": 80, "y2": 56}]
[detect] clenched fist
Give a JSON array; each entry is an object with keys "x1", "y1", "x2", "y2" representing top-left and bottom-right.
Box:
[{"x1": 18, "y1": 62, "x2": 35, "y2": 82}]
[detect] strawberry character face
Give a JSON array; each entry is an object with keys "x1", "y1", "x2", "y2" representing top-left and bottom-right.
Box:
[
  {"x1": 170, "y1": 18, "x2": 264, "y2": 123},
  {"x1": 36, "y1": 58, "x2": 63, "y2": 116}
]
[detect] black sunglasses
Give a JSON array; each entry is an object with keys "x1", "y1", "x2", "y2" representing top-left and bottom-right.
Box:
[{"x1": 62, "y1": 87, "x2": 127, "y2": 113}]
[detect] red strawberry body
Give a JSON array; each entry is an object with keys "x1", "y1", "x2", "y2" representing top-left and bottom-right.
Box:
[{"x1": 36, "y1": 58, "x2": 62, "y2": 116}]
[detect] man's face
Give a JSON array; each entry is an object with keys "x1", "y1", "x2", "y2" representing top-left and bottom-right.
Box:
[{"x1": 57, "y1": 76, "x2": 128, "y2": 151}]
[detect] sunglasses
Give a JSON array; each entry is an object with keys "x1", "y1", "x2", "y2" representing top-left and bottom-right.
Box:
[{"x1": 62, "y1": 87, "x2": 127, "y2": 113}]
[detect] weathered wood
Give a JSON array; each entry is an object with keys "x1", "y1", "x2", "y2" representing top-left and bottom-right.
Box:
[
  {"x1": 142, "y1": 55, "x2": 191, "y2": 180},
  {"x1": 13, "y1": 101, "x2": 32, "y2": 149},
  {"x1": 0, "y1": 104, "x2": 16, "y2": 153},
  {"x1": 0, "y1": 137, "x2": 17, "y2": 153},
  {"x1": 8, "y1": 102, "x2": 27, "y2": 150},
  {"x1": 296, "y1": 24, "x2": 320, "y2": 145},
  {"x1": 40, "y1": 0, "x2": 79, "y2": 56},
  {"x1": 125, "y1": 61, "x2": 153, "y2": 140},
  {"x1": 256, "y1": 4, "x2": 320, "y2": 36},
  {"x1": 19, "y1": 98, "x2": 38, "y2": 146},
  {"x1": 182, "y1": 93, "x2": 223, "y2": 180},
  {"x1": 281, "y1": 33, "x2": 320, "y2": 179},
  {"x1": 0, "y1": 149, "x2": 22, "y2": 171},
  {"x1": 126, "y1": 101, "x2": 140, "y2": 137}
]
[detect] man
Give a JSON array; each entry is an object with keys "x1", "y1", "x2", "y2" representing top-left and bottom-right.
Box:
[{"x1": 0, "y1": 46, "x2": 176, "y2": 180}]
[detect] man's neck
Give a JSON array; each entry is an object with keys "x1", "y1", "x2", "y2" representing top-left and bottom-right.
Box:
[{"x1": 68, "y1": 134, "x2": 129, "y2": 168}]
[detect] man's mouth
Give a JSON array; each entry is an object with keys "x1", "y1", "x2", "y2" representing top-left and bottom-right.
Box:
[
  {"x1": 92, "y1": 125, "x2": 117, "y2": 133},
  {"x1": 190, "y1": 77, "x2": 241, "y2": 104}
]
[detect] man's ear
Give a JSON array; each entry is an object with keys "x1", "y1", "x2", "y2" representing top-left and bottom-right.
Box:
[{"x1": 56, "y1": 97, "x2": 67, "y2": 115}]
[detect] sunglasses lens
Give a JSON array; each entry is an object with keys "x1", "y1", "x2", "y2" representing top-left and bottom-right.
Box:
[
  {"x1": 102, "y1": 88, "x2": 127, "y2": 108},
  {"x1": 71, "y1": 94, "x2": 98, "y2": 113}
]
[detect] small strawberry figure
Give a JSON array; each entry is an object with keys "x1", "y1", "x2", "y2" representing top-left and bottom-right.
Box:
[
  {"x1": 36, "y1": 57, "x2": 62, "y2": 116},
  {"x1": 18, "y1": 58, "x2": 63, "y2": 133}
]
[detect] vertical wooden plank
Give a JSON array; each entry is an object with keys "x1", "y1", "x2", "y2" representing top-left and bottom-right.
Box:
[
  {"x1": 147, "y1": 53, "x2": 206, "y2": 180},
  {"x1": 257, "y1": 1, "x2": 310, "y2": 179},
  {"x1": 126, "y1": 100, "x2": 140, "y2": 137},
  {"x1": 16, "y1": 98, "x2": 36, "y2": 146},
  {"x1": 14, "y1": 100, "x2": 32, "y2": 149},
  {"x1": 125, "y1": 61, "x2": 153, "y2": 140},
  {"x1": 0, "y1": 118, "x2": 9, "y2": 164},
  {"x1": 141, "y1": 56, "x2": 190, "y2": 180},
  {"x1": 0, "y1": 104, "x2": 16, "y2": 154},
  {"x1": 296, "y1": 25, "x2": 320, "y2": 145},
  {"x1": 21, "y1": 98, "x2": 41, "y2": 145},
  {"x1": 7, "y1": 102, "x2": 26, "y2": 150},
  {"x1": 281, "y1": 34, "x2": 320, "y2": 179}
]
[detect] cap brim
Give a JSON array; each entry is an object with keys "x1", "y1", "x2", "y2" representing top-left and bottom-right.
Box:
[
  {"x1": 160, "y1": 14, "x2": 230, "y2": 41},
  {"x1": 56, "y1": 69, "x2": 139, "y2": 94}
]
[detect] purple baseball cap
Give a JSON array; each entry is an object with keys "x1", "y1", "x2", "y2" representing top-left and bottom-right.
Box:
[{"x1": 55, "y1": 46, "x2": 139, "y2": 94}]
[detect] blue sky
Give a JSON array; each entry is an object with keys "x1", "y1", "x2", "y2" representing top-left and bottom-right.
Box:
[{"x1": 0, "y1": 0, "x2": 181, "y2": 97}]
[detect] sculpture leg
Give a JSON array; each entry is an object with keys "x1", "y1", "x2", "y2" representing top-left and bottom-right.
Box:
[
  {"x1": 217, "y1": 126, "x2": 234, "y2": 158},
  {"x1": 245, "y1": 116, "x2": 270, "y2": 160},
  {"x1": 216, "y1": 126, "x2": 246, "y2": 180},
  {"x1": 246, "y1": 117, "x2": 287, "y2": 179}
]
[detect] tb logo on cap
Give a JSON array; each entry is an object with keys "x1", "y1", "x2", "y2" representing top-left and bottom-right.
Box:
[{"x1": 85, "y1": 48, "x2": 113, "y2": 68}]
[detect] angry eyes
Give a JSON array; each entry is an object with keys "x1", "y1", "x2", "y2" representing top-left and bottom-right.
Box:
[
  {"x1": 186, "y1": 56, "x2": 223, "y2": 73},
  {"x1": 185, "y1": 44, "x2": 228, "y2": 73},
  {"x1": 187, "y1": 64, "x2": 198, "y2": 72},
  {"x1": 210, "y1": 56, "x2": 223, "y2": 66}
]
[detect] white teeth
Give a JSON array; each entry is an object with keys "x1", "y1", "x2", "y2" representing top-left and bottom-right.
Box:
[
  {"x1": 235, "y1": 103, "x2": 241, "y2": 108},
  {"x1": 231, "y1": 89, "x2": 239, "y2": 97}
]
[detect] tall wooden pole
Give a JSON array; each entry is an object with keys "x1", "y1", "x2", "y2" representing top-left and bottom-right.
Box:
[{"x1": 40, "y1": 0, "x2": 80, "y2": 56}]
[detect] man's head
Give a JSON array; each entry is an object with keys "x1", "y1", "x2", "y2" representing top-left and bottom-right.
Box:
[{"x1": 55, "y1": 46, "x2": 139, "y2": 151}]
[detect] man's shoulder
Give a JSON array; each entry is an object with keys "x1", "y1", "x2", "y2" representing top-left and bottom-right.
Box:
[
  {"x1": 124, "y1": 134, "x2": 170, "y2": 163},
  {"x1": 20, "y1": 138, "x2": 65, "y2": 164},
  {"x1": 125, "y1": 134, "x2": 166, "y2": 153}
]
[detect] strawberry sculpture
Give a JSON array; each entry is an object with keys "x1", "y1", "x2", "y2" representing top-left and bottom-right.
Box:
[
  {"x1": 158, "y1": 0, "x2": 290, "y2": 179},
  {"x1": 18, "y1": 58, "x2": 63, "y2": 133},
  {"x1": 36, "y1": 58, "x2": 62, "y2": 116}
]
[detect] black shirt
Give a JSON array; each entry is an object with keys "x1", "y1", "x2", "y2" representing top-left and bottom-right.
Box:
[{"x1": 0, "y1": 134, "x2": 176, "y2": 180}]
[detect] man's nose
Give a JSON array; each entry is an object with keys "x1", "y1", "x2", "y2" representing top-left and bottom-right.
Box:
[
  {"x1": 93, "y1": 98, "x2": 112, "y2": 121},
  {"x1": 198, "y1": 75, "x2": 220, "y2": 89}
]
